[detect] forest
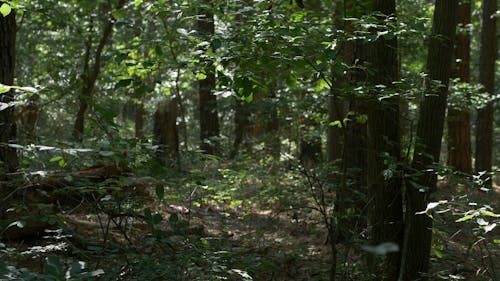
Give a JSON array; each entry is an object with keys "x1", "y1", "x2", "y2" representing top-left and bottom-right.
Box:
[{"x1": 0, "y1": 0, "x2": 499, "y2": 280}]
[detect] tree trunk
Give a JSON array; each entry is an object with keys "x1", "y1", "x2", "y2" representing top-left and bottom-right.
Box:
[
  {"x1": 264, "y1": 91, "x2": 280, "y2": 159},
  {"x1": 230, "y1": 100, "x2": 250, "y2": 158},
  {"x1": 73, "y1": 1, "x2": 125, "y2": 139},
  {"x1": 16, "y1": 95, "x2": 39, "y2": 143},
  {"x1": 403, "y1": 1, "x2": 458, "y2": 280},
  {"x1": 447, "y1": 1, "x2": 472, "y2": 174},
  {"x1": 198, "y1": 0, "x2": 220, "y2": 155},
  {"x1": 153, "y1": 100, "x2": 179, "y2": 167},
  {"x1": 135, "y1": 97, "x2": 145, "y2": 140},
  {"x1": 327, "y1": 2, "x2": 353, "y2": 163},
  {"x1": 0, "y1": 10, "x2": 18, "y2": 175},
  {"x1": 366, "y1": 1, "x2": 403, "y2": 279},
  {"x1": 475, "y1": 0, "x2": 496, "y2": 186}
]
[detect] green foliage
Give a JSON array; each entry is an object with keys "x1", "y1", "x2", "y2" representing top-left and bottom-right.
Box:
[{"x1": 0, "y1": 258, "x2": 104, "y2": 281}]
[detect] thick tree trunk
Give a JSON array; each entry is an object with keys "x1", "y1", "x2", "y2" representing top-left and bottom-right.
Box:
[
  {"x1": 327, "y1": 96, "x2": 347, "y2": 162},
  {"x1": 327, "y1": 2, "x2": 353, "y2": 163},
  {"x1": 475, "y1": 0, "x2": 496, "y2": 186},
  {"x1": 16, "y1": 95, "x2": 39, "y2": 143},
  {"x1": 135, "y1": 97, "x2": 145, "y2": 139},
  {"x1": 403, "y1": 1, "x2": 458, "y2": 280},
  {"x1": 447, "y1": 1, "x2": 472, "y2": 174},
  {"x1": 366, "y1": 1, "x2": 403, "y2": 280},
  {"x1": 153, "y1": 100, "x2": 179, "y2": 166},
  {"x1": 197, "y1": 0, "x2": 220, "y2": 155},
  {"x1": 0, "y1": 10, "x2": 18, "y2": 175},
  {"x1": 230, "y1": 100, "x2": 250, "y2": 158}
]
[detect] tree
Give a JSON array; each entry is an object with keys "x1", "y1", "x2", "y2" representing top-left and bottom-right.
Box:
[
  {"x1": 327, "y1": 2, "x2": 352, "y2": 163},
  {"x1": 153, "y1": 99, "x2": 180, "y2": 167},
  {"x1": 403, "y1": 0, "x2": 458, "y2": 279},
  {"x1": 0, "y1": 5, "x2": 18, "y2": 175},
  {"x1": 366, "y1": 1, "x2": 403, "y2": 279},
  {"x1": 475, "y1": 0, "x2": 497, "y2": 186},
  {"x1": 197, "y1": 0, "x2": 220, "y2": 155},
  {"x1": 73, "y1": 0, "x2": 126, "y2": 139},
  {"x1": 447, "y1": 0, "x2": 472, "y2": 174}
]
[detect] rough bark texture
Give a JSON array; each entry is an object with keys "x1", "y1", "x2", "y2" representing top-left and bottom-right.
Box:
[
  {"x1": 230, "y1": 100, "x2": 250, "y2": 158},
  {"x1": 153, "y1": 100, "x2": 179, "y2": 166},
  {"x1": 0, "y1": 10, "x2": 18, "y2": 174},
  {"x1": 475, "y1": 0, "x2": 496, "y2": 186},
  {"x1": 135, "y1": 98, "x2": 145, "y2": 139},
  {"x1": 16, "y1": 95, "x2": 39, "y2": 143},
  {"x1": 327, "y1": 95, "x2": 347, "y2": 162},
  {"x1": 366, "y1": 1, "x2": 403, "y2": 280},
  {"x1": 73, "y1": 0, "x2": 126, "y2": 139},
  {"x1": 403, "y1": 1, "x2": 458, "y2": 280},
  {"x1": 327, "y1": 2, "x2": 353, "y2": 163},
  {"x1": 198, "y1": 0, "x2": 220, "y2": 155},
  {"x1": 447, "y1": 1, "x2": 472, "y2": 174}
]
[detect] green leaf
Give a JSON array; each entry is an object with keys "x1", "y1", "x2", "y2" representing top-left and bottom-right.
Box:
[
  {"x1": 480, "y1": 210, "x2": 500, "y2": 218},
  {"x1": 455, "y1": 213, "x2": 478, "y2": 222},
  {"x1": 152, "y1": 213, "x2": 162, "y2": 225},
  {"x1": 196, "y1": 73, "x2": 207, "y2": 80},
  {"x1": 115, "y1": 79, "x2": 133, "y2": 89},
  {"x1": 329, "y1": 120, "x2": 342, "y2": 128},
  {"x1": 0, "y1": 3, "x2": 12, "y2": 17},
  {"x1": 49, "y1": 156, "x2": 63, "y2": 162},
  {"x1": 155, "y1": 185, "x2": 165, "y2": 200},
  {"x1": 134, "y1": 0, "x2": 143, "y2": 7},
  {"x1": 0, "y1": 84, "x2": 11, "y2": 94}
]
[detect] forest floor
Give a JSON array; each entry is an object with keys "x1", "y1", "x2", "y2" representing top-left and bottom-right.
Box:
[{"x1": 1, "y1": 161, "x2": 499, "y2": 281}]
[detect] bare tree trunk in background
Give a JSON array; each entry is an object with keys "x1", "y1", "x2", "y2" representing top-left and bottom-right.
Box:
[
  {"x1": 475, "y1": 0, "x2": 497, "y2": 187},
  {"x1": 153, "y1": 99, "x2": 179, "y2": 167},
  {"x1": 197, "y1": 0, "x2": 220, "y2": 155},
  {"x1": 16, "y1": 94, "x2": 39, "y2": 143},
  {"x1": 230, "y1": 100, "x2": 250, "y2": 158},
  {"x1": 403, "y1": 1, "x2": 458, "y2": 279},
  {"x1": 366, "y1": 1, "x2": 403, "y2": 279},
  {"x1": 0, "y1": 10, "x2": 18, "y2": 175},
  {"x1": 135, "y1": 96, "x2": 145, "y2": 139},
  {"x1": 73, "y1": 0, "x2": 126, "y2": 140},
  {"x1": 264, "y1": 91, "x2": 280, "y2": 159},
  {"x1": 447, "y1": 1, "x2": 472, "y2": 175}
]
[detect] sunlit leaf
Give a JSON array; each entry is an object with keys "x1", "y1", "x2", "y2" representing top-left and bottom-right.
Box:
[
  {"x1": 455, "y1": 213, "x2": 478, "y2": 222},
  {"x1": 416, "y1": 200, "x2": 447, "y2": 215},
  {"x1": 484, "y1": 223, "x2": 496, "y2": 233},
  {"x1": 0, "y1": 3, "x2": 12, "y2": 17},
  {"x1": 480, "y1": 210, "x2": 499, "y2": 217}
]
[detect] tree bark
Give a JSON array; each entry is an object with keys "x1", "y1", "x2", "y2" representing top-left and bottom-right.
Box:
[
  {"x1": 230, "y1": 100, "x2": 250, "y2": 158},
  {"x1": 366, "y1": 1, "x2": 403, "y2": 280},
  {"x1": 475, "y1": 0, "x2": 496, "y2": 186},
  {"x1": 327, "y1": 2, "x2": 352, "y2": 163},
  {"x1": 447, "y1": 1, "x2": 472, "y2": 174},
  {"x1": 153, "y1": 99, "x2": 179, "y2": 167},
  {"x1": 0, "y1": 9, "x2": 18, "y2": 175},
  {"x1": 197, "y1": 0, "x2": 220, "y2": 155},
  {"x1": 403, "y1": 1, "x2": 458, "y2": 280},
  {"x1": 135, "y1": 98, "x2": 145, "y2": 139},
  {"x1": 264, "y1": 91, "x2": 280, "y2": 159},
  {"x1": 73, "y1": 0, "x2": 126, "y2": 139}
]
